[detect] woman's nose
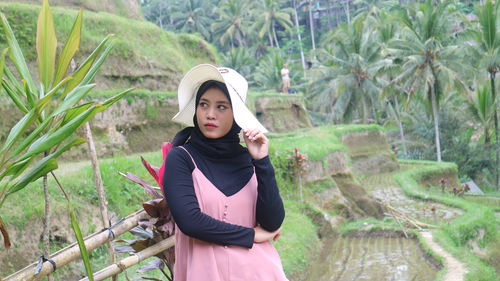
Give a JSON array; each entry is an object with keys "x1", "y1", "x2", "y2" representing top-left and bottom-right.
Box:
[{"x1": 206, "y1": 107, "x2": 216, "y2": 119}]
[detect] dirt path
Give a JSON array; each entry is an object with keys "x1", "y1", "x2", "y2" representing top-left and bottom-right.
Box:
[{"x1": 420, "y1": 231, "x2": 467, "y2": 281}]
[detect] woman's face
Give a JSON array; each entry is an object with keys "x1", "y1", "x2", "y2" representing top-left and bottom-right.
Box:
[{"x1": 196, "y1": 87, "x2": 234, "y2": 139}]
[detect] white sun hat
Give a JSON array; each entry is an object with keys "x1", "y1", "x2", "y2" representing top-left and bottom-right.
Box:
[{"x1": 172, "y1": 64, "x2": 268, "y2": 133}]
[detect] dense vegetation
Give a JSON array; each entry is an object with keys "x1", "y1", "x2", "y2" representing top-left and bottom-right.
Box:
[{"x1": 142, "y1": 0, "x2": 499, "y2": 193}]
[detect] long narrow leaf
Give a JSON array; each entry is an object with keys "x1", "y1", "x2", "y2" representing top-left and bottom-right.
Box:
[
  {"x1": 98, "y1": 87, "x2": 135, "y2": 111},
  {"x1": 64, "y1": 35, "x2": 112, "y2": 94},
  {"x1": 36, "y1": 0, "x2": 57, "y2": 91},
  {"x1": 52, "y1": 84, "x2": 95, "y2": 117},
  {"x1": 20, "y1": 106, "x2": 98, "y2": 160},
  {"x1": 36, "y1": 76, "x2": 72, "y2": 112},
  {"x1": 7, "y1": 158, "x2": 57, "y2": 194},
  {"x1": 2, "y1": 77, "x2": 28, "y2": 114},
  {"x1": 0, "y1": 48, "x2": 8, "y2": 84},
  {"x1": 1, "y1": 157, "x2": 32, "y2": 179},
  {"x1": 10, "y1": 115, "x2": 54, "y2": 157},
  {"x1": 79, "y1": 38, "x2": 116, "y2": 86},
  {"x1": 0, "y1": 13, "x2": 36, "y2": 94},
  {"x1": 0, "y1": 215, "x2": 11, "y2": 248},
  {"x1": 61, "y1": 102, "x2": 93, "y2": 125},
  {"x1": 69, "y1": 208, "x2": 94, "y2": 281},
  {"x1": 0, "y1": 108, "x2": 38, "y2": 154},
  {"x1": 54, "y1": 9, "x2": 83, "y2": 85}
]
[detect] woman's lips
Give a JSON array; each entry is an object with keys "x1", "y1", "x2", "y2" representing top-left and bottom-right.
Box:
[{"x1": 204, "y1": 123, "x2": 218, "y2": 129}]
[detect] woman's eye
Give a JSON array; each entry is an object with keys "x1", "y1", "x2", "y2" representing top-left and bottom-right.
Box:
[
  {"x1": 217, "y1": 105, "x2": 227, "y2": 110},
  {"x1": 199, "y1": 102, "x2": 208, "y2": 107}
]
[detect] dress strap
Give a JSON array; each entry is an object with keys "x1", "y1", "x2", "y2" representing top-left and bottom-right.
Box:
[{"x1": 179, "y1": 146, "x2": 198, "y2": 169}]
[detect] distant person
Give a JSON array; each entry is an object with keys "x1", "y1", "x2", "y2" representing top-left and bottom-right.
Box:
[
  {"x1": 163, "y1": 64, "x2": 288, "y2": 281},
  {"x1": 281, "y1": 63, "x2": 290, "y2": 94}
]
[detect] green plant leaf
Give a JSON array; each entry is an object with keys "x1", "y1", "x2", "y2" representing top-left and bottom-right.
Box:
[
  {"x1": 0, "y1": 48, "x2": 8, "y2": 84},
  {"x1": 98, "y1": 87, "x2": 134, "y2": 110},
  {"x1": 2, "y1": 73, "x2": 28, "y2": 114},
  {"x1": 52, "y1": 84, "x2": 95, "y2": 117},
  {"x1": 37, "y1": 0, "x2": 57, "y2": 91},
  {"x1": 69, "y1": 208, "x2": 94, "y2": 281},
  {"x1": 0, "y1": 13, "x2": 36, "y2": 94},
  {"x1": 19, "y1": 106, "x2": 98, "y2": 160},
  {"x1": 61, "y1": 102, "x2": 93, "y2": 125},
  {"x1": 63, "y1": 35, "x2": 113, "y2": 94},
  {"x1": 54, "y1": 9, "x2": 82, "y2": 85},
  {"x1": 7, "y1": 158, "x2": 57, "y2": 194},
  {"x1": 3, "y1": 158, "x2": 33, "y2": 180},
  {"x1": 0, "y1": 108, "x2": 38, "y2": 154},
  {"x1": 10, "y1": 116, "x2": 54, "y2": 157},
  {"x1": 78, "y1": 38, "x2": 116, "y2": 87}
]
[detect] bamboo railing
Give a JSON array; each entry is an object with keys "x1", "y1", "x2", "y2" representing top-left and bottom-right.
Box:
[
  {"x1": 79, "y1": 236, "x2": 175, "y2": 281},
  {"x1": 3, "y1": 210, "x2": 149, "y2": 281}
]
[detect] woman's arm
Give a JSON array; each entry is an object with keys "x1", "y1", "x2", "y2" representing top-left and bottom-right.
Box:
[
  {"x1": 163, "y1": 147, "x2": 255, "y2": 248},
  {"x1": 243, "y1": 129, "x2": 285, "y2": 232},
  {"x1": 253, "y1": 156, "x2": 285, "y2": 231}
]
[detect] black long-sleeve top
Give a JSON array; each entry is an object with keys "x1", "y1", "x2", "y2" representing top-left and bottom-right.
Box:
[{"x1": 163, "y1": 144, "x2": 285, "y2": 249}]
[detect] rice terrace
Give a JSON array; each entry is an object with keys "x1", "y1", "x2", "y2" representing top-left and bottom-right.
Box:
[{"x1": 0, "y1": 0, "x2": 499, "y2": 281}]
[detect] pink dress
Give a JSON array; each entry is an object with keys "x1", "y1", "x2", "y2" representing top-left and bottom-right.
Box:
[{"x1": 174, "y1": 147, "x2": 288, "y2": 281}]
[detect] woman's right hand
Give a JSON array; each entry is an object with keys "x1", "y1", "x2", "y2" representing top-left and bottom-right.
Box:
[{"x1": 254, "y1": 226, "x2": 281, "y2": 243}]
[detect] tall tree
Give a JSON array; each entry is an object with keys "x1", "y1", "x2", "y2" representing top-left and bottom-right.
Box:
[
  {"x1": 252, "y1": 0, "x2": 294, "y2": 48},
  {"x1": 390, "y1": 0, "x2": 466, "y2": 162},
  {"x1": 212, "y1": 0, "x2": 252, "y2": 49},
  {"x1": 309, "y1": 15, "x2": 389, "y2": 123},
  {"x1": 171, "y1": 0, "x2": 212, "y2": 40}
]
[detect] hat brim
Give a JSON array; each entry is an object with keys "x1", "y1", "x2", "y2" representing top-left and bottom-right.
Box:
[{"x1": 172, "y1": 64, "x2": 268, "y2": 133}]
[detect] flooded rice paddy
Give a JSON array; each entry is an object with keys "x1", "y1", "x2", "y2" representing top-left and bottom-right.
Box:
[
  {"x1": 361, "y1": 173, "x2": 463, "y2": 222},
  {"x1": 305, "y1": 235, "x2": 439, "y2": 281}
]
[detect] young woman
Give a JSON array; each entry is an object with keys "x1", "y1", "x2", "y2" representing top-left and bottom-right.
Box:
[{"x1": 162, "y1": 64, "x2": 288, "y2": 281}]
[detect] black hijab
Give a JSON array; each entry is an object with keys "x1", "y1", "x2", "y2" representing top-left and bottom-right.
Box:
[{"x1": 171, "y1": 80, "x2": 253, "y2": 195}]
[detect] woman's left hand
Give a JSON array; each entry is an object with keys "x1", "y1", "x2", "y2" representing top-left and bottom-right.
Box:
[{"x1": 243, "y1": 128, "x2": 268, "y2": 160}]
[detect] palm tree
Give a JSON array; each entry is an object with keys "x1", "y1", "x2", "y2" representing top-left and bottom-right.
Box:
[
  {"x1": 251, "y1": 0, "x2": 294, "y2": 48},
  {"x1": 309, "y1": 15, "x2": 388, "y2": 124},
  {"x1": 222, "y1": 47, "x2": 256, "y2": 81},
  {"x1": 212, "y1": 0, "x2": 252, "y2": 49},
  {"x1": 466, "y1": 0, "x2": 500, "y2": 189},
  {"x1": 389, "y1": 0, "x2": 467, "y2": 162},
  {"x1": 171, "y1": 0, "x2": 212, "y2": 40},
  {"x1": 253, "y1": 48, "x2": 287, "y2": 91},
  {"x1": 469, "y1": 86, "x2": 494, "y2": 144}
]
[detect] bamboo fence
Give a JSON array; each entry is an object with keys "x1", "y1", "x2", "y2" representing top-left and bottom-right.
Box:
[
  {"x1": 2, "y1": 210, "x2": 149, "y2": 281},
  {"x1": 79, "y1": 236, "x2": 175, "y2": 281}
]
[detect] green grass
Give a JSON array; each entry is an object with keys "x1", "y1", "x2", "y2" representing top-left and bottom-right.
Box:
[
  {"x1": 394, "y1": 160, "x2": 498, "y2": 281},
  {"x1": 274, "y1": 199, "x2": 319, "y2": 277}
]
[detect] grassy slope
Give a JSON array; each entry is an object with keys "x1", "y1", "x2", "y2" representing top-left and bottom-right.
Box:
[{"x1": 0, "y1": 2, "x2": 220, "y2": 87}]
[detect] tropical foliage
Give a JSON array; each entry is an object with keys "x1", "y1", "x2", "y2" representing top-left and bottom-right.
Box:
[
  {"x1": 140, "y1": 0, "x2": 499, "y2": 191},
  {"x1": 0, "y1": 0, "x2": 131, "y2": 278}
]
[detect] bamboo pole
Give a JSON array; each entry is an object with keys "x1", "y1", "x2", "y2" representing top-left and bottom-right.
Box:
[
  {"x1": 83, "y1": 122, "x2": 117, "y2": 281},
  {"x1": 3, "y1": 210, "x2": 149, "y2": 281},
  {"x1": 79, "y1": 236, "x2": 175, "y2": 281}
]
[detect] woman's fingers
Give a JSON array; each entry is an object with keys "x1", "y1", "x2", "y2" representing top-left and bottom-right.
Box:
[{"x1": 244, "y1": 129, "x2": 268, "y2": 143}]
